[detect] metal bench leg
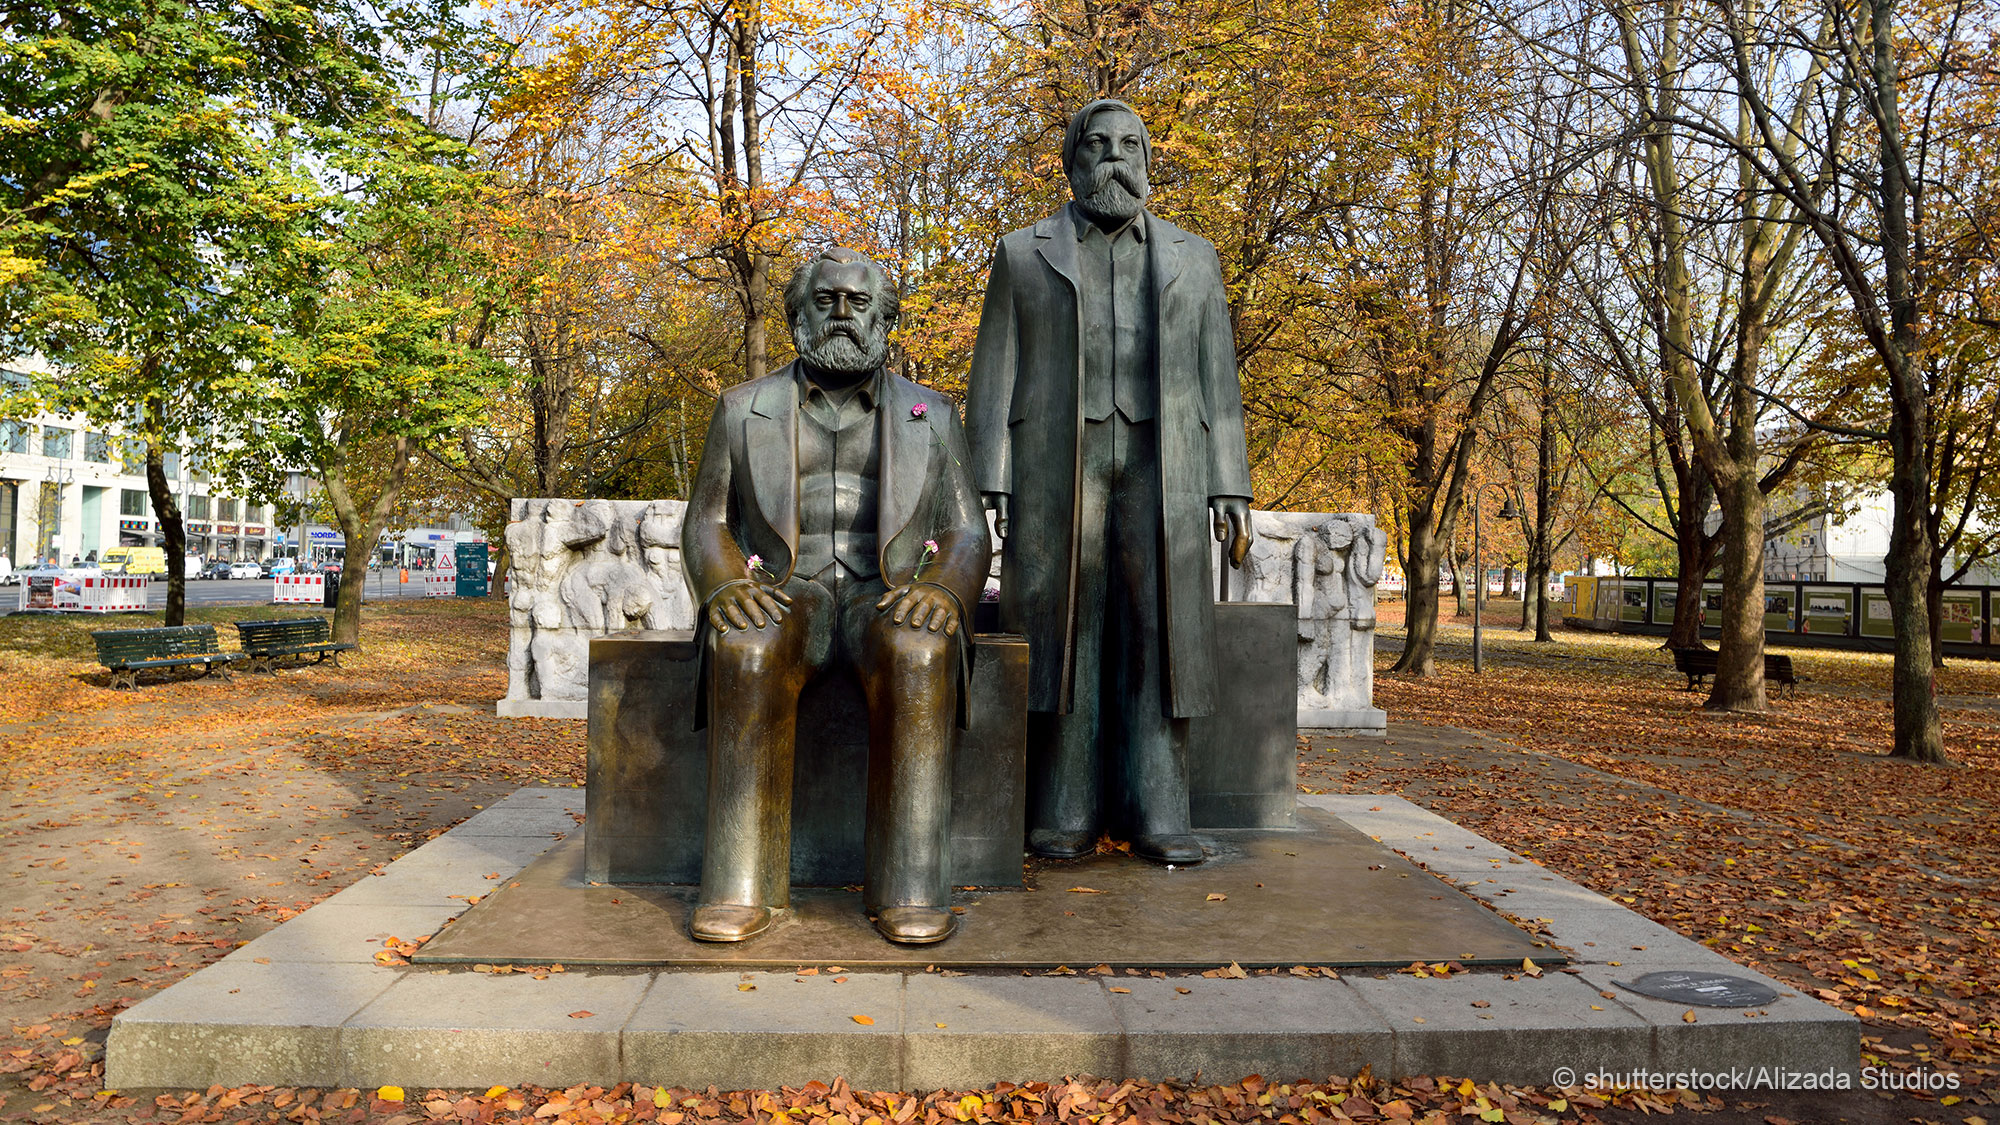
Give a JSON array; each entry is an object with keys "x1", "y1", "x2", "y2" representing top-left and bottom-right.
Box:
[
  {"x1": 110, "y1": 669, "x2": 138, "y2": 691},
  {"x1": 249, "y1": 656, "x2": 274, "y2": 674}
]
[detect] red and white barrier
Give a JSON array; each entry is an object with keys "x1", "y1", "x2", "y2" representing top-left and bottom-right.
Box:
[
  {"x1": 78, "y1": 575, "x2": 150, "y2": 612},
  {"x1": 423, "y1": 571, "x2": 456, "y2": 597},
  {"x1": 273, "y1": 574, "x2": 327, "y2": 604},
  {"x1": 15, "y1": 573, "x2": 148, "y2": 612}
]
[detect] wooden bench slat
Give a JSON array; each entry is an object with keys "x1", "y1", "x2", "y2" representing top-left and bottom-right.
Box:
[
  {"x1": 233, "y1": 617, "x2": 351, "y2": 673},
  {"x1": 91, "y1": 624, "x2": 237, "y2": 688}
]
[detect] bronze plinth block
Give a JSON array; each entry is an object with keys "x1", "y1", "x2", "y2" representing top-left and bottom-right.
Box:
[{"x1": 584, "y1": 630, "x2": 1029, "y2": 889}]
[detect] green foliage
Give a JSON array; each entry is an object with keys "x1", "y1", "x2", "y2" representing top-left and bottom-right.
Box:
[{"x1": 241, "y1": 124, "x2": 509, "y2": 505}]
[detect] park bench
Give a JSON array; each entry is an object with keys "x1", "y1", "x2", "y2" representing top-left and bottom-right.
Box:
[
  {"x1": 1670, "y1": 647, "x2": 1800, "y2": 697},
  {"x1": 233, "y1": 617, "x2": 355, "y2": 674},
  {"x1": 92, "y1": 625, "x2": 243, "y2": 690}
]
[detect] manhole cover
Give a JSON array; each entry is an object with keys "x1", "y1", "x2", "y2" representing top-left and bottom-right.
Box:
[{"x1": 1613, "y1": 970, "x2": 1780, "y2": 1008}]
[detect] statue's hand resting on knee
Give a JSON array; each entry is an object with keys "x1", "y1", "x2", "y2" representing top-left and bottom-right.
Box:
[
  {"x1": 875, "y1": 583, "x2": 960, "y2": 634},
  {"x1": 707, "y1": 581, "x2": 794, "y2": 632}
]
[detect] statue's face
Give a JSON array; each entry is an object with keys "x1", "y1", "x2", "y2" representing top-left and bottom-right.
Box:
[
  {"x1": 793, "y1": 258, "x2": 891, "y2": 375},
  {"x1": 1068, "y1": 108, "x2": 1150, "y2": 221}
]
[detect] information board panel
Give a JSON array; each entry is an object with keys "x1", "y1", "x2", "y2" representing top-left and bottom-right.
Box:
[{"x1": 455, "y1": 542, "x2": 490, "y2": 597}]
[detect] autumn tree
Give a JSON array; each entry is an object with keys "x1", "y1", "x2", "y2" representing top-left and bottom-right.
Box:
[
  {"x1": 0, "y1": 0, "x2": 393, "y2": 622},
  {"x1": 241, "y1": 127, "x2": 508, "y2": 645},
  {"x1": 1686, "y1": 0, "x2": 1997, "y2": 758}
]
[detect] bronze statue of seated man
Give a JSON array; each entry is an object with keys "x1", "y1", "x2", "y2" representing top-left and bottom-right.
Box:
[{"x1": 680, "y1": 247, "x2": 992, "y2": 945}]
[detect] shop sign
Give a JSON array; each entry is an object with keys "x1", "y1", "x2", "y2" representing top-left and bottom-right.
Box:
[
  {"x1": 119, "y1": 519, "x2": 150, "y2": 532},
  {"x1": 245, "y1": 525, "x2": 266, "y2": 536},
  {"x1": 216, "y1": 523, "x2": 238, "y2": 534}
]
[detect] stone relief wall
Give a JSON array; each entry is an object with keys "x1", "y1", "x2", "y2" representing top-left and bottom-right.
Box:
[
  {"x1": 1223, "y1": 512, "x2": 1387, "y2": 733},
  {"x1": 499, "y1": 498, "x2": 697, "y2": 718},
  {"x1": 502, "y1": 499, "x2": 1383, "y2": 731}
]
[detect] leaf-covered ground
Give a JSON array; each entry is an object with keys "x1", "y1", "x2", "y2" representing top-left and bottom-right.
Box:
[{"x1": 0, "y1": 598, "x2": 1991, "y2": 1124}]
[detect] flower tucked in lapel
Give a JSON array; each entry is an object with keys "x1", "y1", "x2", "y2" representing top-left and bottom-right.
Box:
[
  {"x1": 910, "y1": 402, "x2": 928, "y2": 419},
  {"x1": 746, "y1": 554, "x2": 772, "y2": 581}
]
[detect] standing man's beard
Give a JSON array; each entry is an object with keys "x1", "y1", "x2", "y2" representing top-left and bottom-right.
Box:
[
  {"x1": 1070, "y1": 161, "x2": 1150, "y2": 221},
  {"x1": 795, "y1": 320, "x2": 890, "y2": 375}
]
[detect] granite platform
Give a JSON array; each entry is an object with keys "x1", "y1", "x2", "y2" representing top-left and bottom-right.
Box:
[
  {"x1": 105, "y1": 789, "x2": 1858, "y2": 1092},
  {"x1": 413, "y1": 806, "x2": 1546, "y2": 969}
]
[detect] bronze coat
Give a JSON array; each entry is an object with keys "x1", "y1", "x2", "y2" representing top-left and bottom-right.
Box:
[
  {"x1": 682, "y1": 364, "x2": 992, "y2": 719},
  {"x1": 966, "y1": 210, "x2": 1253, "y2": 718}
]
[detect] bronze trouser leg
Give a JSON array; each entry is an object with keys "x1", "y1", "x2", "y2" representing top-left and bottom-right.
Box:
[
  {"x1": 857, "y1": 605, "x2": 959, "y2": 913},
  {"x1": 698, "y1": 584, "x2": 827, "y2": 910},
  {"x1": 1026, "y1": 420, "x2": 1112, "y2": 838},
  {"x1": 1030, "y1": 416, "x2": 1189, "y2": 839},
  {"x1": 1102, "y1": 417, "x2": 1191, "y2": 839}
]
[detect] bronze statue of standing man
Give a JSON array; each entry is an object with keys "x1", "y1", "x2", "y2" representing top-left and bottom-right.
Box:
[{"x1": 966, "y1": 100, "x2": 1254, "y2": 866}]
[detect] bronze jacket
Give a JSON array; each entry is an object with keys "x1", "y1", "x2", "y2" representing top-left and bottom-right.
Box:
[
  {"x1": 966, "y1": 210, "x2": 1253, "y2": 717},
  {"x1": 682, "y1": 362, "x2": 991, "y2": 640}
]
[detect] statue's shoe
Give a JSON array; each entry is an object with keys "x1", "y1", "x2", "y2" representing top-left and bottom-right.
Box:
[
  {"x1": 689, "y1": 903, "x2": 775, "y2": 942},
  {"x1": 1133, "y1": 833, "x2": 1207, "y2": 865},
  {"x1": 874, "y1": 906, "x2": 957, "y2": 944},
  {"x1": 1027, "y1": 827, "x2": 1095, "y2": 859}
]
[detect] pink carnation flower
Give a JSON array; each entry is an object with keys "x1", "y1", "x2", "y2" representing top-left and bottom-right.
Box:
[{"x1": 910, "y1": 402, "x2": 928, "y2": 418}]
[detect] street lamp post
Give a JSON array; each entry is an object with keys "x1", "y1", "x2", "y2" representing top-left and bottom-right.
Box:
[{"x1": 1472, "y1": 487, "x2": 1521, "y2": 673}]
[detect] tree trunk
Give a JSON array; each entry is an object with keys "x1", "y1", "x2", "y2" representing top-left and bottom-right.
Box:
[
  {"x1": 1925, "y1": 559, "x2": 1947, "y2": 668},
  {"x1": 1392, "y1": 506, "x2": 1443, "y2": 676},
  {"x1": 1869, "y1": 0, "x2": 1944, "y2": 761},
  {"x1": 143, "y1": 429, "x2": 186, "y2": 628},
  {"x1": 734, "y1": 10, "x2": 770, "y2": 382},
  {"x1": 1887, "y1": 449, "x2": 1944, "y2": 759},
  {"x1": 1665, "y1": 479, "x2": 1718, "y2": 649},
  {"x1": 321, "y1": 436, "x2": 414, "y2": 647},
  {"x1": 1705, "y1": 477, "x2": 1766, "y2": 711}
]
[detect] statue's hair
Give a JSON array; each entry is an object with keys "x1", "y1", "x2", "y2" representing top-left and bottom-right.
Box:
[
  {"x1": 783, "y1": 247, "x2": 900, "y2": 328},
  {"x1": 1061, "y1": 99, "x2": 1152, "y2": 173}
]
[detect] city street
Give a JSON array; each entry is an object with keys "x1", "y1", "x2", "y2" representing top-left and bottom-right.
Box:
[
  {"x1": 157, "y1": 569, "x2": 458, "y2": 606},
  {"x1": 4, "y1": 568, "x2": 469, "y2": 610}
]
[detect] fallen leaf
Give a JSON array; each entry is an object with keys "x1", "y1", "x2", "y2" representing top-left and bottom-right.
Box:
[
  {"x1": 568, "y1": 1010, "x2": 593, "y2": 1019},
  {"x1": 852, "y1": 1014, "x2": 875, "y2": 1025}
]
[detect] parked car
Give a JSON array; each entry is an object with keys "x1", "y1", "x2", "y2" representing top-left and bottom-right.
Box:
[
  {"x1": 202, "y1": 560, "x2": 233, "y2": 580},
  {"x1": 228, "y1": 560, "x2": 262, "y2": 580},
  {"x1": 260, "y1": 557, "x2": 297, "y2": 578}
]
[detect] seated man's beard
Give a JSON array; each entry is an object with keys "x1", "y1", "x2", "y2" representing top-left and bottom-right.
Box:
[
  {"x1": 796, "y1": 320, "x2": 890, "y2": 375},
  {"x1": 1070, "y1": 162, "x2": 1149, "y2": 220}
]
